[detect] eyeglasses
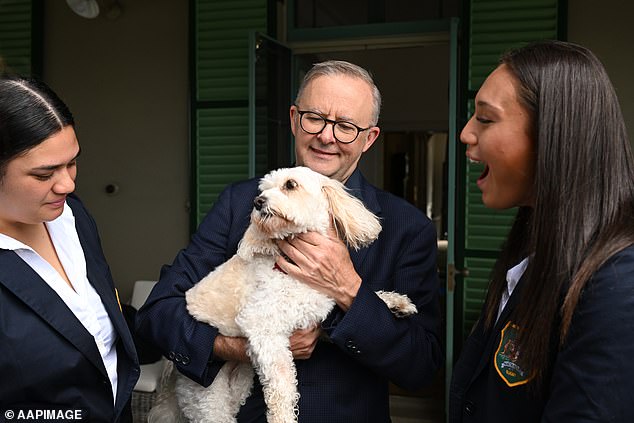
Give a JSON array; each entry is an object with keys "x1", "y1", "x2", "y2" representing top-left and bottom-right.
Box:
[{"x1": 295, "y1": 108, "x2": 372, "y2": 144}]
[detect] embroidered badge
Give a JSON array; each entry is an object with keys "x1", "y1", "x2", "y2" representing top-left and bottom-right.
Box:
[{"x1": 494, "y1": 321, "x2": 531, "y2": 387}]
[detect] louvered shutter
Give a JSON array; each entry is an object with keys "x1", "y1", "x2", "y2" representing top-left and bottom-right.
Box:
[
  {"x1": 459, "y1": 0, "x2": 562, "y2": 338},
  {"x1": 0, "y1": 0, "x2": 38, "y2": 76},
  {"x1": 193, "y1": 0, "x2": 267, "y2": 225}
]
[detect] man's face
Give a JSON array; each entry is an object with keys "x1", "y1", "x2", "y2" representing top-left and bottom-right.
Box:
[{"x1": 290, "y1": 75, "x2": 380, "y2": 183}]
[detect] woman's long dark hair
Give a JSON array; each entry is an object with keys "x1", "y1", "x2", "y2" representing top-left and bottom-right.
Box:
[
  {"x1": 0, "y1": 76, "x2": 74, "y2": 178},
  {"x1": 482, "y1": 40, "x2": 634, "y2": 388}
]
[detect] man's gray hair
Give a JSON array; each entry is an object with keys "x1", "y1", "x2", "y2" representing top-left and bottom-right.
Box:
[{"x1": 294, "y1": 60, "x2": 382, "y2": 126}]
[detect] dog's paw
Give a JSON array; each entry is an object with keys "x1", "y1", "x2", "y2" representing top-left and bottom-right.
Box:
[{"x1": 375, "y1": 290, "x2": 418, "y2": 317}]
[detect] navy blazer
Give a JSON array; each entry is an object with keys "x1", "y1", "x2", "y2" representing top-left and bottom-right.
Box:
[
  {"x1": 449, "y1": 245, "x2": 634, "y2": 423},
  {"x1": 137, "y1": 169, "x2": 443, "y2": 422},
  {"x1": 0, "y1": 195, "x2": 139, "y2": 423}
]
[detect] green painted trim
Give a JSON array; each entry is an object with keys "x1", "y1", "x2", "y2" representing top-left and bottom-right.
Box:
[
  {"x1": 287, "y1": 19, "x2": 452, "y2": 42},
  {"x1": 188, "y1": 0, "x2": 197, "y2": 233},
  {"x1": 445, "y1": 17, "x2": 460, "y2": 420},
  {"x1": 248, "y1": 31, "x2": 256, "y2": 178},
  {"x1": 196, "y1": 100, "x2": 249, "y2": 108}
]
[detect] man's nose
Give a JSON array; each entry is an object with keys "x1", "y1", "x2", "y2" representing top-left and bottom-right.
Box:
[{"x1": 318, "y1": 122, "x2": 337, "y2": 144}]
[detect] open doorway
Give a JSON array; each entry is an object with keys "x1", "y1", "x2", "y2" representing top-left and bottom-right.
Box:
[
  {"x1": 294, "y1": 43, "x2": 450, "y2": 239},
  {"x1": 292, "y1": 42, "x2": 450, "y2": 423}
]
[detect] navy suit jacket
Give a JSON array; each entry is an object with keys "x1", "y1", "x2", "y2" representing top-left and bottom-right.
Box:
[
  {"x1": 449, "y1": 245, "x2": 634, "y2": 423},
  {"x1": 137, "y1": 169, "x2": 443, "y2": 422},
  {"x1": 0, "y1": 195, "x2": 139, "y2": 423}
]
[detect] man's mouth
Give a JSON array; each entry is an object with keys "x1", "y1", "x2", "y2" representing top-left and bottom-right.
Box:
[{"x1": 311, "y1": 147, "x2": 338, "y2": 156}]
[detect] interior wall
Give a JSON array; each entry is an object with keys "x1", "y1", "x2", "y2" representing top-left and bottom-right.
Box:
[
  {"x1": 568, "y1": 0, "x2": 634, "y2": 142},
  {"x1": 43, "y1": 0, "x2": 189, "y2": 301}
]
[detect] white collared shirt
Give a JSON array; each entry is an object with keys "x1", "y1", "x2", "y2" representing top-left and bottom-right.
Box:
[
  {"x1": 496, "y1": 257, "x2": 529, "y2": 322},
  {"x1": 0, "y1": 203, "x2": 118, "y2": 403}
]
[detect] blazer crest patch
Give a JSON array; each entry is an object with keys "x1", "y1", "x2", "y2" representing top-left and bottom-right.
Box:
[{"x1": 494, "y1": 321, "x2": 531, "y2": 387}]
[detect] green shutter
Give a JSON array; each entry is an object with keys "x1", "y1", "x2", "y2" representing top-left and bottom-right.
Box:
[
  {"x1": 192, "y1": 0, "x2": 267, "y2": 226},
  {"x1": 195, "y1": 108, "x2": 250, "y2": 221},
  {"x1": 0, "y1": 0, "x2": 36, "y2": 76},
  {"x1": 196, "y1": 0, "x2": 267, "y2": 101},
  {"x1": 460, "y1": 0, "x2": 562, "y2": 337}
]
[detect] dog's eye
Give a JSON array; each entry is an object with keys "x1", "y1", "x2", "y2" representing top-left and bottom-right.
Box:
[{"x1": 284, "y1": 179, "x2": 298, "y2": 190}]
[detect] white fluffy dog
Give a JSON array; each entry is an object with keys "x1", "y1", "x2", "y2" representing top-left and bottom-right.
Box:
[{"x1": 149, "y1": 166, "x2": 417, "y2": 423}]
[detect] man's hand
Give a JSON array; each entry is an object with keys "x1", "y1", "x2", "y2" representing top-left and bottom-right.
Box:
[
  {"x1": 213, "y1": 327, "x2": 321, "y2": 363},
  {"x1": 275, "y1": 223, "x2": 361, "y2": 311},
  {"x1": 290, "y1": 326, "x2": 321, "y2": 360}
]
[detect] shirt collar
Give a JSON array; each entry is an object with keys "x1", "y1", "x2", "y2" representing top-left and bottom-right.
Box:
[{"x1": 506, "y1": 256, "x2": 529, "y2": 296}]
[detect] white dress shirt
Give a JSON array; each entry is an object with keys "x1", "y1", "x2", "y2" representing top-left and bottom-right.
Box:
[
  {"x1": 0, "y1": 202, "x2": 118, "y2": 403},
  {"x1": 496, "y1": 257, "x2": 529, "y2": 323}
]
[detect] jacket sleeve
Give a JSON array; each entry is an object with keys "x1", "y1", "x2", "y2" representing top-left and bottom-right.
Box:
[
  {"x1": 542, "y1": 248, "x2": 634, "y2": 422},
  {"x1": 322, "y1": 205, "x2": 443, "y2": 390},
  {"x1": 135, "y1": 184, "x2": 245, "y2": 386}
]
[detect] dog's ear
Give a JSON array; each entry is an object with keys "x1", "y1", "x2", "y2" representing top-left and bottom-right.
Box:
[{"x1": 322, "y1": 180, "x2": 381, "y2": 250}]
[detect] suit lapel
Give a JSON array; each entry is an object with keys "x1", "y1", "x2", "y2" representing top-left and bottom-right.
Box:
[
  {"x1": 346, "y1": 171, "x2": 381, "y2": 268},
  {"x1": 70, "y1": 200, "x2": 139, "y2": 412},
  {"x1": 0, "y1": 250, "x2": 108, "y2": 377}
]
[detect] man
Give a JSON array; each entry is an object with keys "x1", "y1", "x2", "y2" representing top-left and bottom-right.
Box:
[{"x1": 137, "y1": 60, "x2": 442, "y2": 422}]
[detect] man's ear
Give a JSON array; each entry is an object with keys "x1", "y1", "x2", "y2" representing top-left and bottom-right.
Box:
[
  {"x1": 289, "y1": 105, "x2": 298, "y2": 136},
  {"x1": 362, "y1": 126, "x2": 381, "y2": 153}
]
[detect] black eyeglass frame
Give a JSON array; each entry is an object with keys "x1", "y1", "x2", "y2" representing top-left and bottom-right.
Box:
[{"x1": 295, "y1": 108, "x2": 373, "y2": 144}]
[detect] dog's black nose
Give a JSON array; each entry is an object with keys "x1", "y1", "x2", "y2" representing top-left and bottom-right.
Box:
[{"x1": 254, "y1": 196, "x2": 266, "y2": 211}]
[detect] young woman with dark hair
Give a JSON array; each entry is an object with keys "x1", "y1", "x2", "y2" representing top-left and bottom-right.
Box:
[
  {"x1": 0, "y1": 76, "x2": 139, "y2": 422},
  {"x1": 450, "y1": 40, "x2": 634, "y2": 422}
]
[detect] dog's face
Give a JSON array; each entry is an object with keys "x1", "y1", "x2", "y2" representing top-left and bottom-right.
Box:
[
  {"x1": 243, "y1": 166, "x2": 381, "y2": 254},
  {"x1": 251, "y1": 167, "x2": 332, "y2": 239}
]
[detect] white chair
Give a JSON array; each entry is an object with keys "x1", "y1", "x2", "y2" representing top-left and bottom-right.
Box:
[{"x1": 130, "y1": 280, "x2": 168, "y2": 393}]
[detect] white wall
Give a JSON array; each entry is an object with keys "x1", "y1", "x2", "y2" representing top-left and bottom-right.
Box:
[{"x1": 43, "y1": 0, "x2": 189, "y2": 301}]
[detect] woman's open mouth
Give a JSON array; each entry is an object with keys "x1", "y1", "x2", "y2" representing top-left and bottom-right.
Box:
[
  {"x1": 468, "y1": 156, "x2": 489, "y2": 188},
  {"x1": 478, "y1": 164, "x2": 490, "y2": 184}
]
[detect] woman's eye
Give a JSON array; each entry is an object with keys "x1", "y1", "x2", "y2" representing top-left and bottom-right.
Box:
[
  {"x1": 476, "y1": 116, "x2": 493, "y2": 124},
  {"x1": 33, "y1": 174, "x2": 53, "y2": 181}
]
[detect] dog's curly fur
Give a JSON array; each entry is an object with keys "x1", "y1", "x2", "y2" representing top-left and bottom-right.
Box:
[{"x1": 149, "y1": 166, "x2": 417, "y2": 423}]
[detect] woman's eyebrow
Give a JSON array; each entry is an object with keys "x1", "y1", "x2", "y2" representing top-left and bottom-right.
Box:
[
  {"x1": 31, "y1": 148, "x2": 82, "y2": 171},
  {"x1": 475, "y1": 100, "x2": 502, "y2": 113}
]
